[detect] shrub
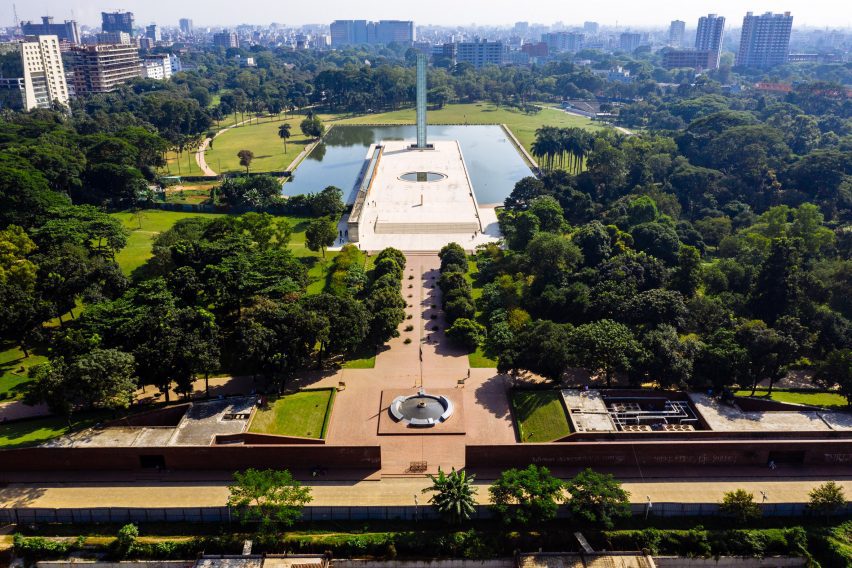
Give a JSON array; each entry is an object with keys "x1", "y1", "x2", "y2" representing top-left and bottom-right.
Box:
[
  {"x1": 404, "y1": 325, "x2": 414, "y2": 331},
  {"x1": 404, "y1": 338, "x2": 412, "y2": 344},
  {"x1": 720, "y1": 489, "x2": 761, "y2": 523}
]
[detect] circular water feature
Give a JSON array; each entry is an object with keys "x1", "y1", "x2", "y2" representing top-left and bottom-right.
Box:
[
  {"x1": 399, "y1": 171, "x2": 447, "y2": 182},
  {"x1": 390, "y1": 388, "x2": 453, "y2": 427}
]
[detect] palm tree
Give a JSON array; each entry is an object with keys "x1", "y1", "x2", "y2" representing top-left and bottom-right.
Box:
[
  {"x1": 422, "y1": 467, "x2": 478, "y2": 524},
  {"x1": 278, "y1": 123, "x2": 292, "y2": 154}
]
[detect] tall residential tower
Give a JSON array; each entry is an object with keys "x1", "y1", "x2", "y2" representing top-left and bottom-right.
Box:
[
  {"x1": 736, "y1": 12, "x2": 793, "y2": 68},
  {"x1": 19, "y1": 35, "x2": 69, "y2": 110},
  {"x1": 695, "y1": 14, "x2": 725, "y2": 68}
]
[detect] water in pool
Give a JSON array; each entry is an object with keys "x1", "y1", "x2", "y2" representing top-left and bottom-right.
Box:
[{"x1": 283, "y1": 125, "x2": 532, "y2": 205}]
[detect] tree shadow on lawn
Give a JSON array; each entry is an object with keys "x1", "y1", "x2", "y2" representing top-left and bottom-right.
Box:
[{"x1": 473, "y1": 373, "x2": 514, "y2": 421}]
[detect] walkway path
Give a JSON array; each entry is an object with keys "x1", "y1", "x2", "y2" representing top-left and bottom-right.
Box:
[
  {"x1": 2, "y1": 476, "x2": 850, "y2": 509},
  {"x1": 195, "y1": 117, "x2": 259, "y2": 176},
  {"x1": 540, "y1": 104, "x2": 634, "y2": 136}
]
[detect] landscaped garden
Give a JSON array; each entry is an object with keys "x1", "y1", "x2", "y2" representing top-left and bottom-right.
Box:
[
  {"x1": 510, "y1": 390, "x2": 572, "y2": 443},
  {"x1": 248, "y1": 389, "x2": 336, "y2": 439},
  {"x1": 0, "y1": 344, "x2": 47, "y2": 401},
  {"x1": 0, "y1": 411, "x2": 110, "y2": 449}
]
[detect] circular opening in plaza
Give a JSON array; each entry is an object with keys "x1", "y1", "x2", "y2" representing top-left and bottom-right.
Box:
[
  {"x1": 398, "y1": 171, "x2": 447, "y2": 183},
  {"x1": 389, "y1": 388, "x2": 454, "y2": 427}
]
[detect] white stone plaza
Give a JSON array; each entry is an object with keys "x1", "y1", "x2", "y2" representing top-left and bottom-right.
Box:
[{"x1": 346, "y1": 140, "x2": 500, "y2": 251}]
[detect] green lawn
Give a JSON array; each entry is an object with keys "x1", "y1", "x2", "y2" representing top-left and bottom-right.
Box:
[
  {"x1": 338, "y1": 102, "x2": 603, "y2": 155},
  {"x1": 511, "y1": 390, "x2": 572, "y2": 443},
  {"x1": 342, "y1": 347, "x2": 377, "y2": 369},
  {"x1": 0, "y1": 344, "x2": 47, "y2": 401},
  {"x1": 734, "y1": 389, "x2": 849, "y2": 410},
  {"x1": 206, "y1": 114, "x2": 335, "y2": 174},
  {"x1": 0, "y1": 412, "x2": 110, "y2": 449},
  {"x1": 469, "y1": 347, "x2": 497, "y2": 368},
  {"x1": 158, "y1": 149, "x2": 205, "y2": 177},
  {"x1": 249, "y1": 389, "x2": 335, "y2": 438},
  {"x1": 110, "y1": 210, "x2": 226, "y2": 276}
]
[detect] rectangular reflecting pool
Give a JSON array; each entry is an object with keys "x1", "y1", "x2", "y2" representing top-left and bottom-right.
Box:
[{"x1": 283, "y1": 124, "x2": 532, "y2": 205}]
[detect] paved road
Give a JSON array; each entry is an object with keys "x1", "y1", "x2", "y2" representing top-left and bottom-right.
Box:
[{"x1": 2, "y1": 477, "x2": 850, "y2": 509}]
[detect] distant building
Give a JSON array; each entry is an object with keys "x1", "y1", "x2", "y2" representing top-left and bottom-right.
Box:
[
  {"x1": 541, "y1": 31, "x2": 584, "y2": 53},
  {"x1": 102, "y1": 11, "x2": 135, "y2": 35},
  {"x1": 661, "y1": 48, "x2": 716, "y2": 70},
  {"x1": 0, "y1": 77, "x2": 26, "y2": 110},
  {"x1": 213, "y1": 32, "x2": 239, "y2": 49},
  {"x1": 96, "y1": 32, "x2": 132, "y2": 45},
  {"x1": 453, "y1": 39, "x2": 505, "y2": 68},
  {"x1": 21, "y1": 17, "x2": 80, "y2": 44},
  {"x1": 17, "y1": 35, "x2": 69, "y2": 110},
  {"x1": 521, "y1": 42, "x2": 548, "y2": 57},
  {"x1": 514, "y1": 22, "x2": 530, "y2": 36},
  {"x1": 736, "y1": 11, "x2": 793, "y2": 68},
  {"x1": 583, "y1": 21, "x2": 599, "y2": 35},
  {"x1": 68, "y1": 43, "x2": 142, "y2": 93},
  {"x1": 179, "y1": 18, "x2": 193, "y2": 35},
  {"x1": 329, "y1": 20, "x2": 414, "y2": 47},
  {"x1": 142, "y1": 54, "x2": 172, "y2": 80},
  {"x1": 668, "y1": 20, "x2": 685, "y2": 46},
  {"x1": 146, "y1": 25, "x2": 161, "y2": 42},
  {"x1": 619, "y1": 32, "x2": 642, "y2": 52},
  {"x1": 695, "y1": 14, "x2": 725, "y2": 68}
]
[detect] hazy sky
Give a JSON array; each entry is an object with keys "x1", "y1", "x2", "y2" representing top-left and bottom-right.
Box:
[{"x1": 6, "y1": 0, "x2": 848, "y2": 29}]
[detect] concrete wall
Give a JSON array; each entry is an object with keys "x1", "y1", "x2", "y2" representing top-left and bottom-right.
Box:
[
  {"x1": 0, "y1": 445, "x2": 380, "y2": 472},
  {"x1": 466, "y1": 439, "x2": 852, "y2": 468},
  {"x1": 335, "y1": 560, "x2": 513, "y2": 568},
  {"x1": 654, "y1": 557, "x2": 805, "y2": 567}
]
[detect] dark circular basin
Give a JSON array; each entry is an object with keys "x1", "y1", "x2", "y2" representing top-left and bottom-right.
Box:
[
  {"x1": 390, "y1": 389, "x2": 454, "y2": 427},
  {"x1": 399, "y1": 171, "x2": 447, "y2": 182}
]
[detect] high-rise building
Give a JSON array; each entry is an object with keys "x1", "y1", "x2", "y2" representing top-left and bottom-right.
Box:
[
  {"x1": 453, "y1": 39, "x2": 505, "y2": 68},
  {"x1": 21, "y1": 17, "x2": 80, "y2": 44},
  {"x1": 145, "y1": 25, "x2": 161, "y2": 42},
  {"x1": 213, "y1": 32, "x2": 239, "y2": 49},
  {"x1": 142, "y1": 54, "x2": 172, "y2": 80},
  {"x1": 541, "y1": 32, "x2": 584, "y2": 53},
  {"x1": 583, "y1": 21, "x2": 599, "y2": 35},
  {"x1": 330, "y1": 20, "x2": 414, "y2": 47},
  {"x1": 736, "y1": 11, "x2": 793, "y2": 68},
  {"x1": 668, "y1": 20, "x2": 685, "y2": 46},
  {"x1": 514, "y1": 22, "x2": 530, "y2": 36},
  {"x1": 179, "y1": 18, "x2": 193, "y2": 35},
  {"x1": 18, "y1": 35, "x2": 69, "y2": 110},
  {"x1": 374, "y1": 20, "x2": 414, "y2": 45},
  {"x1": 619, "y1": 32, "x2": 642, "y2": 52},
  {"x1": 696, "y1": 13, "x2": 725, "y2": 68},
  {"x1": 102, "y1": 11, "x2": 135, "y2": 36},
  {"x1": 68, "y1": 43, "x2": 142, "y2": 93}
]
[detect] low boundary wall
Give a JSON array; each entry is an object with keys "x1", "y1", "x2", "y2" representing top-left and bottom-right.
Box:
[
  {"x1": 467, "y1": 439, "x2": 852, "y2": 468},
  {"x1": 0, "y1": 445, "x2": 380, "y2": 472},
  {"x1": 2, "y1": 502, "x2": 849, "y2": 525}
]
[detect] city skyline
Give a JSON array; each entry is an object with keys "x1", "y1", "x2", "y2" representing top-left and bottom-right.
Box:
[{"x1": 6, "y1": 0, "x2": 848, "y2": 29}]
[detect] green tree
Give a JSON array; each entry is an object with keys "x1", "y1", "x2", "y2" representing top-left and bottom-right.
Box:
[
  {"x1": 113, "y1": 524, "x2": 138, "y2": 559},
  {"x1": 228, "y1": 469, "x2": 312, "y2": 533},
  {"x1": 572, "y1": 221, "x2": 611, "y2": 267},
  {"x1": 807, "y1": 481, "x2": 847, "y2": 520},
  {"x1": 423, "y1": 467, "x2": 478, "y2": 524},
  {"x1": 719, "y1": 489, "x2": 761, "y2": 523},
  {"x1": 310, "y1": 186, "x2": 345, "y2": 218},
  {"x1": 569, "y1": 320, "x2": 643, "y2": 387},
  {"x1": 671, "y1": 245, "x2": 701, "y2": 297},
  {"x1": 529, "y1": 195, "x2": 565, "y2": 233},
  {"x1": 439, "y1": 242, "x2": 468, "y2": 273},
  {"x1": 500, "y1": 320, "x2": 572, "y2": 382},
  {"x1": 300, "y1": 116, "x2": 325, "y2": 139},
  {"x1": 237, "y1": 149, "x2": 254, "y2": 174},
  {"x1": 489, "y1": 465, "x2": 563, "y2": 526},
  {"x1": 815, "y1": 349, "x2": 852, "y2": 406},
  {"x1": 564, "y1": 469, "x2": 631, "y2": 529},
  {"x1": 277, "y1": 122, "x2": 292, "y2": 153},
  {"x1": 446, "y1": 318, "x2": 486, "y2": 351},
  {"x1": 305, "y1": 217, "x2": 337, "y2": 258}
]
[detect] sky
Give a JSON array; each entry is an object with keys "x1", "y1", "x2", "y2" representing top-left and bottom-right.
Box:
[{"x1": 5, "y1": 0, "x2": 848, "y2": 29}]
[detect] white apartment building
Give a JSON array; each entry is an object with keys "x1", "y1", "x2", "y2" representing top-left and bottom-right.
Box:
[
  {"x1": 20, "y1": 35, "x2": 69, "y2": 110},
  {"x1": 142, "y1": 54, "x2": 172, "y2": 80}
]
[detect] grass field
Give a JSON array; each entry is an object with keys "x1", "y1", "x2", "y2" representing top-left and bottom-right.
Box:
[
  {"x1": 0, "y1": 344, "x2": 47, "y2": 401},
  {"x1": 205, "y1": 114, "x2": 334, "y2": 174},
  {"x1": 158, "y1": 149, "x2": 206, "y2": 177},
  {"x1": 0, "y1": 411, "x2": 110, "y2": 449},
  {"x1": 469, "y1": 347, "x2": 497, "y2": 368},
  {"x1": 511, "y1": 390, "x2": 572, "y2": 443},
  {"x1": 249, "y1": 389, "x2": 335, "y2": 438},
  {"x1": 734, "y1": 389, "x2": 849, "y2": 410},
  {"x1": 111, "y1": 210, "x2": 226, "y2": 276},
  {"x1": 338, "y1": 102, "x2": 603, "y2": 154}
]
